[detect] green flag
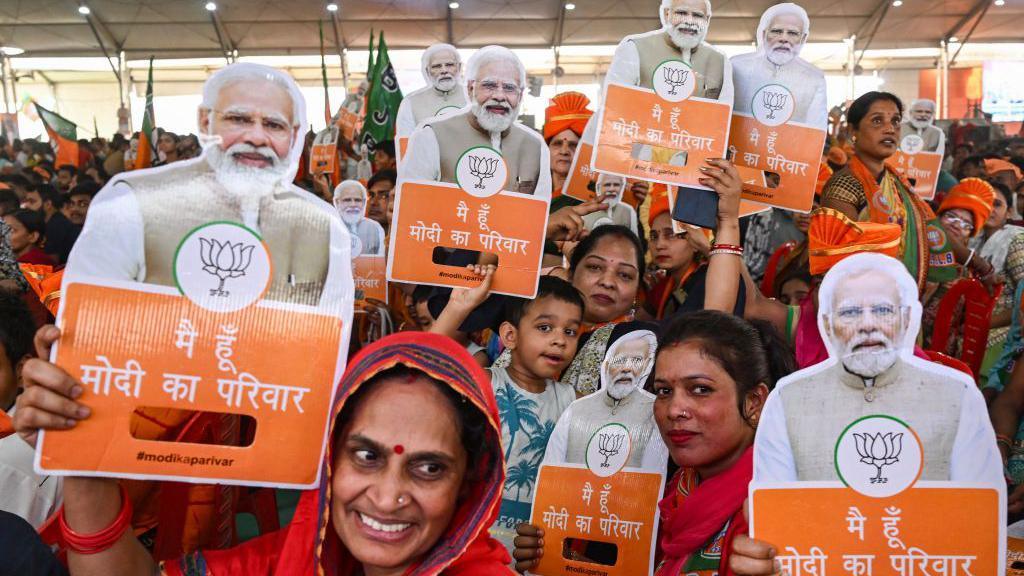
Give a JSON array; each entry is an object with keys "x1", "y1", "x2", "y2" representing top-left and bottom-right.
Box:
[
  {"x1": 34, "y1": 102, "x2": 79, "y2": 167},
  {"x1": 136, "y1": 57, "x2": 158, "y2": 169},
  {"x1": 359, "y1": 31, "x2": 402, "y2": 152}
]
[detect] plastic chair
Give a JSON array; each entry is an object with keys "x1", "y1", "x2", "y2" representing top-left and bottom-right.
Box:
[
  {"x1": 923, "y1": 350, "x2": 973, "y2": 378},
  {"x1": 928, "y1": 278, "x2": 1002, "y2": 381}
]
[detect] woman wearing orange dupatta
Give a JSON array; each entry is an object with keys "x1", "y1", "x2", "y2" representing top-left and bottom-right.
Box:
[
  {"x1": 14, "y1": 332, "x2": 513, "y2": 576},
  {"x1": 819, "y1": 91, "x2": 995, "y2": 290},
  {"x1": 643, "y1": 190, "x2": 708, "y2": 321}
]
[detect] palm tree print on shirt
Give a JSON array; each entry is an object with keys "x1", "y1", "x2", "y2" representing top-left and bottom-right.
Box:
[{"x1": 496, "y1": 382, "x2": 541, "y2": 461}]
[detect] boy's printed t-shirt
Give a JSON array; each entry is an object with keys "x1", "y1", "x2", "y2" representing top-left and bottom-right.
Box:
[{"x1": 488, "y1": 366, "x2": 576, "y2": 553}]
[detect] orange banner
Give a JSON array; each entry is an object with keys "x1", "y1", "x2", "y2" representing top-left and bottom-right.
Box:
[
  {"x1": 563, "y1": 141, "x2": 598, "y2": 201},
  {"x1": 353, "y1": 255, "x2": 388, "y2": 303},
  {"x1": 530, "y1": 464, "x2": 663, "y2": 576},
  {"x1": 38, "y1": 282, "x2": 343, "y2": 487},
  {"x1": 751, "y1": 484, "x2": 1002, "y2": 574},
  {"x1": 336, "y1": 107, "x2": 361, "y2": 142},
  {"x1": 387, "y1": 181, "x2": 550, "y2": 298},
  {"x1": 310, "y1": 126, "x2": 339, "y2": 175},
  {"x1": 888, "y1": 151, "x2": 944, "y2": 200},
  {"x1": 592, "y1": 82, "x2": 731, "y2": 188},
  {"x1": 729, "y1": 114, "x2": 825, "y2": 212}
]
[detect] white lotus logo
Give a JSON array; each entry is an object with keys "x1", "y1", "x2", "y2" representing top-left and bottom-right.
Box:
[
  {"x1": 854, "y1": 431, "x2": 903, "y2": 484},
  {"x1": 199, "y1": 237, "x2": 255, "y2": 297}
]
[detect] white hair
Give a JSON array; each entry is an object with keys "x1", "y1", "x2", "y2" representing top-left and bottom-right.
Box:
[
  {"x1": 755, "y1": 3, "x2": 810, "y2": 52},
  {"x1": 421, "y1": 43, "x2": 461, "y2": 85},
  {"x1": 659, "y1": 0, "x2": 713, "y2": 28},
  {"x1": 333, "y1": 179, "x2": 367, "y2": 201},
  {"x1": 198, "y1": 62, "x2": 307, "y2": 186},
  {"x1": 596, "y1": 172, "x2": 626, "y2": 187},
  {"x1": 909, "y1": 99, "x2": 937, "y2": 112},
  {"x1": 201, "y1": 63, "x2": 303, "y2": 127},
  {"x1": 600, "y1": 330, "x2": 658, "y2": 394},
  {"x1": 816, "y1": 253, "x2": 921, "y2": 354},
  {"x1": 465, "y1": 45, "x2": 527, "y2": 90}
]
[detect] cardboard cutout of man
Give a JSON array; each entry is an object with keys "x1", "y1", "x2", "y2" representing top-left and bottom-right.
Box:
[
  {"x1": 396, "y1": 43, "x2": 468, "y2": 137},
  {"x1": 901, "y1": 98, "x2": 946, "y2": 153},
  {"x1": 68, "y1": 62, "x2": 351, "y2": 311},
  {"x1": 403, "y1": 45, "x2": 551, "y2": 196},
  {"x1": 730, "y1": 2, "x2": 827, "y2": 127},
  {"x1": 544, "y1": 329, "x2": 668, "y2": 472},
  {"x1": 582, "y1": 173, "x2": 639, "y2": 235},
  {"x1": 754, "y1": 253, "x2": 1002, "y2": 485},
  {"x1": 333, "y1": 180, "x2": 385, "y2": 256},
  {"x1": 607, "y1": 0, "x2": 734, "y2": 104}
]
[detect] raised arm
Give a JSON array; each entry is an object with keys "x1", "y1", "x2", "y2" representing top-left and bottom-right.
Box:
[{"x1": 428, "y1": 265, "x2": 496, "y2": 339}]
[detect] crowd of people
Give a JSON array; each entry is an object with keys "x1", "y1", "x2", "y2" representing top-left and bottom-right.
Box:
[{"x1": 1, "y1": 0, "x2": 1024, "y2": 575}]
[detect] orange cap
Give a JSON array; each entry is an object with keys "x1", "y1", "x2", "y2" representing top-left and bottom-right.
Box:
[
  {"x1": 937, "y1": 177, "x2": 994, "y2": 237},
  {"x1": 808, "y1": 208, "x2": 902, "y2": 275},
  {"x1": 544, "y1": 92, "x2": 593, "y2": 142}
]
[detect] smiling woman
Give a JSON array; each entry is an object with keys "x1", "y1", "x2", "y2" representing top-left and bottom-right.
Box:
[{"x1": 14, "y1": 333, "x2": 513, "y2": 576}]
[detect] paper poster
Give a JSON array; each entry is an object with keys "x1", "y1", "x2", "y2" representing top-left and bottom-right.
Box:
[
  {"x1": 728, "y1": 84, "x2": 826, "y2": 212},
  {"x1": 387, "y1": 145, "x2": 551, "y2": 298},
  {"x1": 889, "y1": 150, "x2": 944, "y2": 201},
  {"x1": 751, "y1": 483, "x2": 1001, "y2": 574},
  {"x1": 529, "y1": 463, "x2": 664, "y2": 576},
  {"x1": 336, "y1": 107, "x2": 361, "y2": 142},
  {"x1": 591, "y1": 62, "x2": 732, "y2": 191},
  {"x1": 310, "y1": 125, "x2": 339, "y2": 175},
  {"x1": 750, "y1": 252, "x2": 1006, "y2": 573},
  {"x1": 353, "y1": 255, "x2": 388, "y2": 303},
  {"x1": 562, "y1": 119, "x2": 598, "y2": 201},
  {"x1": 35, "y1": 63, "x2": 354, "y2": 488}
]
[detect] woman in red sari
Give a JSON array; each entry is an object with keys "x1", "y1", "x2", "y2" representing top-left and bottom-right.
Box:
[{"x1": 14, "y1": 331, "x2": 513, "y2": 576}]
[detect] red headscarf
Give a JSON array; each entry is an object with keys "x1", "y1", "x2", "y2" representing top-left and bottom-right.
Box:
[
  {"x1": 164, "y1": 332, "x2": 511, "y2": 575},
  {"x1": 543, "y1": 92, "x2": 592, "y2": 142}
]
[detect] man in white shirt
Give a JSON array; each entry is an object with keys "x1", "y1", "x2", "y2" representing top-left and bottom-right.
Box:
[
  {"x1": 901, "y1": 98, "x2": 946, "y2": 153},
  {"x1": 607, "y1": 0, "x2": 734, "y2": 105},
  {"x1": 67, "y1": 62, "x2": 352, "y2": 313},
  {"x1": 582, "y1": 173, "x2": 639, "y2": 235},
  {"x1": 402, "y1": 45, "x2": 551, "y2": 196},
  {"x1": 730, "y1": 2, "x2": 827, "y2": 127},
  {"x1": 395, "y1": 43, "x2": 467, "y2": 137},
  {"x1": 333, "y1": 180, "x2": 385, "y2": 256},
  {"x1": 753, "y1": 253, "x2": 1001, "y2": 484},
  {"x1": 544, "y1": 329, "x2": 668, "y2": 473}
]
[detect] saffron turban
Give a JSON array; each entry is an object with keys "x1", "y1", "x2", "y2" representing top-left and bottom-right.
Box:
[
  {"x1": 544, "y1": 92, "x2": 593, "y2": 142},
  {"x1": 808, "y1": 208, "x2": 901, "y2": 275},
  {"x1": 985, "y1": 158, "x2": 1022, "y2": 181},
  {"x1": 649, "y1": 187, "x2": 671, "y2": 227},
  {"x1": 937, "y1": 177, "x2": 995, "y2": 237}
]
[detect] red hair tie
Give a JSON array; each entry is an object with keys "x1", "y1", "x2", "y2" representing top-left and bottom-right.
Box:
[{"x1": 59, "y1": 483, "x2": 133, "y2": 555}]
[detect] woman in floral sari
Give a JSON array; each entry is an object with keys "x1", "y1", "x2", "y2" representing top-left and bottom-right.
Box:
[{"x1": 14, "y1": 331, "x2": 513, "y2": 576}]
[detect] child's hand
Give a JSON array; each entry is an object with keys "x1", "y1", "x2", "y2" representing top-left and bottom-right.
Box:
[
  {"x1": 449, "y1": 264, "x2": 496, "y2": 312},
  {"x1": 512, "y1": 523, "x2": 545, "y2": 572}
]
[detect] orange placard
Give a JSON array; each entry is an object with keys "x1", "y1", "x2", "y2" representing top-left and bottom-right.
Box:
[
  {"x1": 563, "y1": 141, "x2": 598, "y2": 201},
  {"x1": 530, "y1": 464, "x2": 663, "y2": 576},
  {"x1": 591, "y1": 82, "x2": 731, "y2": 188},
  {"x1": 751, "y1": 483, "x2": 1002, "y2": 575},
  {"x1": 387, "y1": 181, "x2": 550, "y2": 298},
  {"x1": 889, "y1": 151, "x2": 944, "y2": 200},
  {"x1": 310, "y1": 126, "x2": 339, "y2": 175},
  {"x1": 336, "y1": 107, "x2": 361, "y2": 141},
  {"x1": 730, "y1": 114, "x2": 826, "y2": 212},
  {"x1": 398, "y1": 136, "x2": 409, "y2": 162},
  {"x1": 38, "y1": 282, "x2": 344, "y2": 487},
  {"x1": 353, "y1": 255, "x2": 388, "y2": 303}
]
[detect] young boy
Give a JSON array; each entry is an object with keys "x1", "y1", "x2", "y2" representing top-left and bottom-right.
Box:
[
  {"x1": 0, "y1": 290, "x2": 62, "y2": 528},
  {"x1": 431, "y1": 268, "x2": 585, "y2": 553}
]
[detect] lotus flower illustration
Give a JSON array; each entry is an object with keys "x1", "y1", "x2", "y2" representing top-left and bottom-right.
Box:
[
  {"x1": 199, "y1": 237, "x2": 255, "y2": 296},
  {"x1": 854, "y1": 432, "x2": 903, "y2": 484},
  {"x1": 597, "y1": 433, "x2": 625, "y2": 468}
]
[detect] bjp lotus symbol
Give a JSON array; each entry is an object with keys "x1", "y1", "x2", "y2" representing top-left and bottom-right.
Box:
[
  {"x1": 199, "y1": 237, "x2": 255, "y2": 297},
  {"x1": 597, "y1": 433, "x2": 625, "y2": 468},
  {"x1": 468, "y1": 154, "x2": 499, "y2": 189},
  {"x1": 762, "y1": 90, "x2": 788, "y2": 120},
  {"x1": 854, "y1": 431, "x2": 903, "y2": 484},
  {"x1": 662, "y1": 67, "x2": 690, "y2": 95}
]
